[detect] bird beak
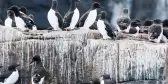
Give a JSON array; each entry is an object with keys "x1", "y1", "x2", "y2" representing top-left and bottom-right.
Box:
[{"x1": 16, "y1": 64, "x2": 20, "y2": 67}]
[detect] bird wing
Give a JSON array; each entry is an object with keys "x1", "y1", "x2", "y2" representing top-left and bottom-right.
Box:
[
  {"x1": 163, "y1": 28, "x2": 168, "y2": 39},
  {"x1": 0, "y1": 71, "x2": 12, "y2": 82},
  {"x1": 104, "y1": 20, "x2": 116, "y2": 38},
  {"x1": 63, "y1": 11, "x2": 74, "y2": 28},
  {"x1": 19, "y1": 13, "x2": 36, "y2": 29},
  {"x1": 76, "y1": 11, "x2": 89, "y2": 27},
  {"x1": 89, "y1": 21, "x2": 97, "y2": 30},
  {"x1": 55, "y1": 12, "x2": 63, "y2": 29}
]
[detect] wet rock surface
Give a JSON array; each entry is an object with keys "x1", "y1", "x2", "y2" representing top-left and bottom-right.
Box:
[{"x1": 0, "y1": 25, "x2": 167, "y2": 84}]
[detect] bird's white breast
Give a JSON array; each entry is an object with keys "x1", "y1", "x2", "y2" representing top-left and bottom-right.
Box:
[
  {"x1": 69, "y1": 8, "x2": 80, "y2": 29},
  {"x1": 15, "y1": 16, "x2": 27, "y2": 31},
  {"x1": 97, "y1": 20, "x2": 111, "y2": 39},
  {"x1": 5, "y1": 17, "x2": 12, "y2": 27},
  {"x1": 32, "y1": 25, "x2": 37, "y2": 30},
  {"x1": 47, "y1": 9, "x2": 60, "y2": 30},
  {"x1": 100, "y1": 80, "x2": 105, "y2": 84},
  {"x1": 4, "y1": 70, "x2": 19, "y2": 84},
  {"x1": 83, "y1": 9, "x2": 97, "y2": 30}
]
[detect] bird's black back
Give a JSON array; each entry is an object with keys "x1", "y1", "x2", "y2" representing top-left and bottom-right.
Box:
[
  {"x1": 76, "y1": 11, "x2": 90, "y2": 27},
  {"x1": 63, "y1": 11, "x2": 74, "y2": 28},
  {"x1": 117, "y1": 16, "x2": 131, "y2": 30},
  {"x1": 55, "y1": 12, "x2": 63, "y2": 29},
  {"x1": 104, "y1": 20, "x2": 116, "y2": 39}
]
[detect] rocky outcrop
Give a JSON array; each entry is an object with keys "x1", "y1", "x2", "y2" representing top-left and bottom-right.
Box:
[{"x1": 0, "y1": 25, "x2": 167, "y2": 84}]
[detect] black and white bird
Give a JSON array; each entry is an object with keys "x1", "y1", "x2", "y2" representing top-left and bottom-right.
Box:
[
  {"x1": 9, "y1": 5, "x2": 37, "y2": 31},
  {"x1": 148, "y1": 19, "x2": 163, "y2": 43},
  {"x1": 4, "y1": 10, "x2": 16, "y2": 27},
  {"x1": 0, "y1": 64, "x2": 20, "y2": 84},
  {"x1": 63, "y1": 0, "x2": 80, "y2": 31},
  {"x1": 76, "y1": 2, "x2": 102, "y2": 31},
  {"x1": 100, "y1": 74, "x2": 115, "y2": 84},
  {"x1": 129, "y1": 20, "x2": 141, "y2": 37},
  {"x1": 97, "y1": 11, "x2": 116, "y2": 40},
  {"x1": 30, "y1": 55, "x2": 49, "y2": 84},
  {"x1": 140, "y1": 20, "x2": 153, "y2": 34},
  {"x1": 19, "y1": 6, "x2": 37, "y2": 30},
  {"x1": 162, "y1": 19, "x2": 168, "y2": 43},
  {"x1": 48, "y1": 0, "x2": 63, "y2": 31},
  {"x1": 117, "y1": 8, "x2": 131, "y2": 33}
]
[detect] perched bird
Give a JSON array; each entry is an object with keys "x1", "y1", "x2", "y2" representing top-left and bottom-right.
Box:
[
  {"x1": 162, "y1": 19, "x2": 168, "y2": 43},
  {"x1": 4, "y1": 10, "x2": 16, "y2": 27},
  {"x1": 76, "y1": 2, "x2": 102, "y2": 31},
  {"x1": 8, "y1": 5, "x2": 37, "y2": 31},
  {"x1": 129, "y1": 20, "x2": 141, "y2": 37},
  {"x1": 48, "y1": 0, "x2": 63, "y2": 31},
  {"x1": 117, "y1": 8, "x2": 131, "y2": 33},
  {"x1": 140, "y1": 20, "x2": 153, "y2": 34},
  {"x1": 148, "y1": 19, "x2": 163, "y2": 43},
  {"x1": 30, "y1": 55, "x2": 50, "y2": 84},
  {"x1": 19, "y1": 6, "x2": 37, "y2": 30},
  {"x1": 162, "y1": 19, "x2": 168, "y2": 28},
  {"x1": 63, "y1": 0, "x2": 81, "y2": 31},
  {"x1": 0, "y1": 64, "x2": 20, "y2": 84},
  {"x1": 100, "y1": 74, "x2": 115, "y2": 84},
  {"x1": 97, "y1": 11, "x2": 116, "y2": 40}
]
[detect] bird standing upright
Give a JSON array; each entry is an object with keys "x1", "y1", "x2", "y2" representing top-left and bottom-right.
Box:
[
  {"x1": 48, "y1": 0, "x2": 63, "y2": 31},
  {"x1": 63, "y1": 0, "x2": 81, "y2": 31}
]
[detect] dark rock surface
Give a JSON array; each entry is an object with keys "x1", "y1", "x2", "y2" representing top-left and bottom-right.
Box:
[{"x1": 0, "y1": 25, "x2": 167, "y2": 84}]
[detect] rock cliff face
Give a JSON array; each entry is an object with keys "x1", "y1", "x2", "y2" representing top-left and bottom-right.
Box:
[{"x1": 0, "y1": 25, "x2": 167, "y2": 84}]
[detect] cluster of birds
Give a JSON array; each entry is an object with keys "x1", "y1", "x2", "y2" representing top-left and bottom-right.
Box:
[
  {"x1": 4, "y1": 0, "x2": 168, "y2": 43},
  {"x1": 0, "y1": 55, "x2": 115, "y2": 84},
  {"x1": 0, "y1": 55, "x2": 49, "y2": 84},
  {"x1": 4, "y1": 0, "x2": 117, "y2": 40},
  {"x1": 4, "y1": 6, "x2": 37, "y2": 31},
  {"x1": 117, "y1": 8, "x2": 168, "y2": 43}
]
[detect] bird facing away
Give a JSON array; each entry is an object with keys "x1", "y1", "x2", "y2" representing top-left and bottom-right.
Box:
[
  {"x1": 117, "y1": 8, "x2": 131, "y2": 33},
  {"x1": 148, "y1": 19, "x2": 163, "y2": 43},
  {"x1": 140, "y1": 20, "x2": 153, "y2": 34}
]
